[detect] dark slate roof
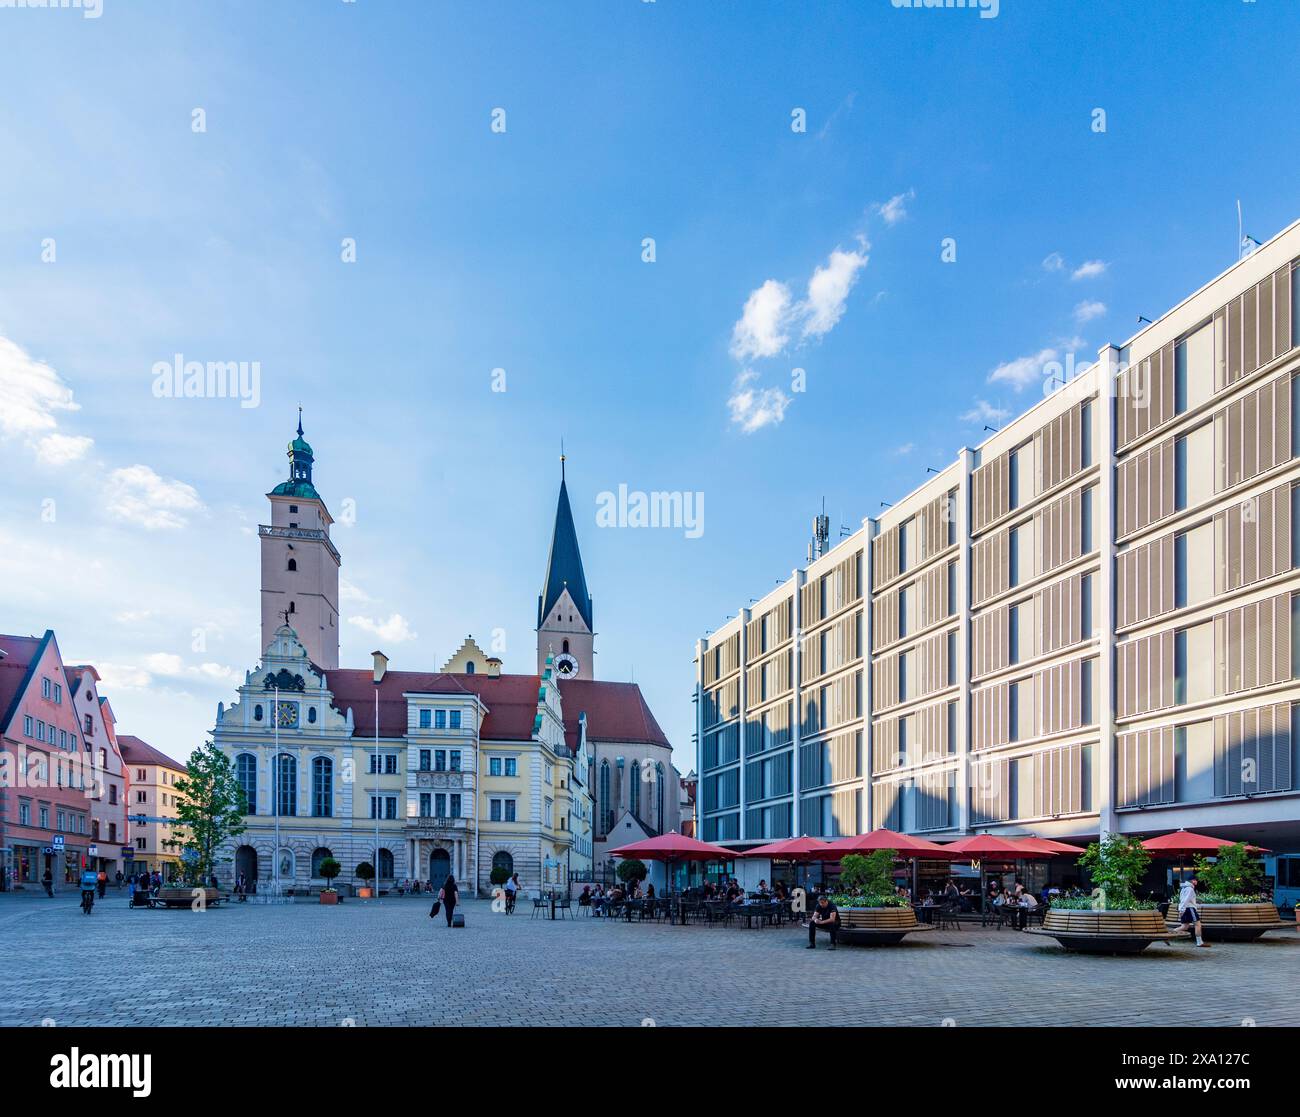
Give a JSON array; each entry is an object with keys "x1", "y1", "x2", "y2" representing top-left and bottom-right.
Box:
[
  {"x1": 537, "y1": 477, "x2": 593, "y2": 631},
  {"x1": 118, "y1": 735, "x2": 187, "y2": 771},
  {"x1": 556, "y1": 678, "x2": 670, "y2": 751}
]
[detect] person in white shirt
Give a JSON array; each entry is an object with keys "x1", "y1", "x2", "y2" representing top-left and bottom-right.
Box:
[
  {"x1": 1178, "y1": 875, "x2": 1210, "y2": 947},
  {"x1": 503, "y1": 872, "x2": 519, "y2": 914}
]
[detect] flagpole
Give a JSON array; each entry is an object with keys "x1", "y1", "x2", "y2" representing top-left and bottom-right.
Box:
[{"x1": 272, "y1": 683, "x2": 280, "y2": 898}]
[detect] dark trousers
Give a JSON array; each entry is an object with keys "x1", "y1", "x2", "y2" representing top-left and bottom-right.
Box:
[
  {"x1": 808, "y1": 919, "x2": 837, "y2": 947},
  {"x1": 43, "y1": 881, "x2": 53, "y2": 897},
  {"x1": 444, "y1": 901, "x2": 456, "y2": 927}
]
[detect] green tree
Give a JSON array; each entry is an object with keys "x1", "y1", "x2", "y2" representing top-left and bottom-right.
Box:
[
  {"x1": 1195, "y1": 842, "x2": 1265, "y2": 899},
  {"x1": 615, "y1": 858, "x2": 648, "y2": 885},
  {"x1": 318, "y1": 857, "x2": 342, "y2": 891},
  {"x1": 489, "y1": 865, "x2": 511, "y2": 886},
  {"x1": 355, "y1": 861, "x2": 376, "y2": 886},
  {"x1": 1078, "y1": 833, "x2": 1150, "y2": 909},
  {"x1": 839, "y1": 850, "x2": 897, "y2": 897},
  {"x1": 163, "y1": 740, "x2": 247, "y2": 884}
]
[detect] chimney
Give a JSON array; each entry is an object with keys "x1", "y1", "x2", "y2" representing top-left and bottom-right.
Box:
[
  {"x1": 371, "y1": 650, "x2": 388, "y2": 685},
  {"x1": 486, "y1": 657, "x2": 502, "y2": 678}
]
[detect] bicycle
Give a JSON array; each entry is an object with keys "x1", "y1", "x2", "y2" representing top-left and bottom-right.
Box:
[{"x1": 80, "y1": 889, "x2": 95, "y2": 915}]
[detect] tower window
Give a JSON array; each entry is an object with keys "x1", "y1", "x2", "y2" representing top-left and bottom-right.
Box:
[
  {"x1": 563, "y1": 640, "x2": 570, "y2": 654},
  {"x1": 289, "y1": 601, "x2": 295, "y2": 614},
  {"x1": 289, "y1": 505, "x2": 298, "y2": 513},
  {"x1": 287, "y1": 559, "x2": 297, "y2": 571}
]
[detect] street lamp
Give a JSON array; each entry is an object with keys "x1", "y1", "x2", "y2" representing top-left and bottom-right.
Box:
[{"x1": 372, "y1": 650, "x2": 388, "y2": 899}]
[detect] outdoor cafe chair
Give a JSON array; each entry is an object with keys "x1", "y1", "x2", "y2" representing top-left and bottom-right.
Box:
[
  {"x1": 556, "y1": 897, "x2": 573, "y2": 920},
  {"x1": 530, "y1": 897, "x2": 547, "y2": 920}
]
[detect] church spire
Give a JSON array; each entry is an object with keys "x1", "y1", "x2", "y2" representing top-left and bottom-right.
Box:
[
  {"x1": 537, "y1": 457, "x2": 592, "y2": 632},
  {"x1": 270, "y1": 410, "x2": 319, "y2": 499}
]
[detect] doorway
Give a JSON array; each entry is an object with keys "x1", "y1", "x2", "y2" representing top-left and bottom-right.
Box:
[
  {"x1": 236, "y1": 845, "x2": 258, "y2": 893},
  {"x1": 429, "y1": 848, "x2": 451, "y2": 884}
]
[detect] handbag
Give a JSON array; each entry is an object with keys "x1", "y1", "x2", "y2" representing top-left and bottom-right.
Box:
[{"x1": 429, "y1": 900, "x2": 441, "y2": 918}]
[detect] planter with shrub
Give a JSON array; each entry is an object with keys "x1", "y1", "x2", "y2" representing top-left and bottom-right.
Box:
[
  {"x1": 1030, "y1": 835, "x2": 1178, "y2": 955},
  {"x1": 318, "y1": 858, "x2": 342, "y2": 905},
  {"x1": 826, "y1": 851, "x2": 931, "y2": 946},
  {"x1": 1164, "y1": 843, "x2": 1289, "y2": 942},
  {"x1": 355, "y1": 861, "x2": 376, "y2": 899}
]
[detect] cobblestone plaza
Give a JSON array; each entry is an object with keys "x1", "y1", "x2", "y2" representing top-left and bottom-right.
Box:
[{"x1": 3, "y1": 893, "x2": 1297, "y2": 1028}]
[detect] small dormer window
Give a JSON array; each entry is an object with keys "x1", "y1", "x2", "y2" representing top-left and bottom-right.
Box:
[
  {"x1": 466, "y1": 662, "x2": 475, "y2": 675},
  {"x1": 287, "y1": 559, "x2": 297, "y2": 571}
]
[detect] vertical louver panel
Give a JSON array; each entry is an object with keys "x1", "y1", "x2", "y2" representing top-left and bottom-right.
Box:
[
  {"x1": 971, "y1": 682, "x2": 1011, "y2": 751},
  {"x1": 970, "y1": 758, "x2": 1010, "y2": 824},
  {"x1": 1115, "y1": 533, "x2": 1176, "y2": 628},
  {"x1": 1036, "y1": 658, "x2": 1083, "y2": 737},
  {"x1": 1115, "y1": 630, "x2": 1176, "y2": 717},
  {"x1": 873, "y1": 781, "x2": 901, "y2": 831},
  {"x1": 1219, "y1": 263, "x2": 1296, "y2": 392},
  {"x1": 1035, "y1": 486, "x2": 1084, "y2": 574},
  {"x1": 971, "y1": 528, "x2": 1011, "y2": 607},
  {"x1": 1217, "y1": 482, "x2": 1296, "y2": 592},
  {"x1": 1117, "y1": 436, "x2": 1177, "y2": 539},
  {"x1": 972, "y1": 451, "x2": 1011, "y2": 534},
  {"x1": 1216, "y1": 373, "x2": 1293, "y2": 494},
  {"x1": 1215, "y1": 593, "x2": 1291, "y2": 697},
  {"x1": 873, "y1": 716, "x2": 901, "y2": 774},
  {"x1": 1215, "y1": 701, "x2": 1294, "y2": 796},
  {"x1": 1035, "y1": 400, "x2": 1089, "y2": 491},
  {"x1": 1116, "y1": 726, "x2": 1176, "y2": 807}
]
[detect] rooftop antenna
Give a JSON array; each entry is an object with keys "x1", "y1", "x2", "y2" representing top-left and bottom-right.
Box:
[
  {"x1": 1236, "y1": 200, "x2": 1261, "y2": 259},
  {"x1": 808, "y1": 498, "x2": 830, "y2": 562},
  {"x1": 560, "y1": 437, "x2": 566, "y2": 481}
]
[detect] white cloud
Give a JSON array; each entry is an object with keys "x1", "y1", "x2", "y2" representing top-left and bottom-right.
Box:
[
  {"x1": 36, "y1": 432, "x2": 94, "y2": 466},
  {"x1": 875, "y1": 189, "x2": 915, "y2": 227},
  {"x1": 988, "y1": 347, "x2": 1058, "y2": 392},
  {"x1": 104, "y1": 464, "x2": 203, "y2": 530},
  {"x1": 893, "y1": 442, "x2": 914, "y2": 456},
  {"x1": 1041, "y1": 252, "x2": 1065, "y2": 273},
  {"x1": 960, "y1": 399, "x2": 1012, "y2": 425},
  {"x1": 730, "y1": 279, "x2": 793, "y2": 361},
  {"x1": 348, "y1": 613, "x2": 417, "y2": 643},
  {"x1": 114, "y1": 609, "x2": 157, "y2": 624},
  {"x1": 96, "y1": 663, "x2": 152, "y2": 690},
  {"x1": 340, "y1": 577, "x2": 372, "y2": 604},
  {"x1": 801, "y1": 247, "x2": 869, "y2": 338},
  {"x1": 727, "y1": 370, "x2": 791, "y2": 433},
  {"x1": 1073, "y1": 300, "x2": 1106, "y2": 324},
  {"x1": 101, "y1": 653, "x2": 236, "y2": 689},
  {"x1": 1071, "y1": 259, "x2": 1107, "y2": 280}
]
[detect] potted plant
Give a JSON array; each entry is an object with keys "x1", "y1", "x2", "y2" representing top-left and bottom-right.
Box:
[
  {"x1": 355, "y1": 861, "x2": 376, "y2": 899},
  {"x1": 615, "y1": 858, "x2": 648, "y2": 895},
  {"x1": 1031, "y1": 834, "x2": 1175, "y2": 954},
  {"x1": 1169, "y1": 843, "x2": 1290, "y2": 941},
  {"x1": 827, "y1": 850, "x2": 930, "y2": 945},
  {"x1": 318, "y1": 857, "x2": 342, "y2": 905}
]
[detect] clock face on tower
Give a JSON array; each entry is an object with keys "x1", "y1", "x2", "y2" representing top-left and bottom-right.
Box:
[{"x1": 553, "y1": 653, "x2": 580, "y2": 678}]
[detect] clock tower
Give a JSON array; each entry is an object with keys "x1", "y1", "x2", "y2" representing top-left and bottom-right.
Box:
[
  {"x1": 259, "y1": 411, "x2": 341, "y2": 670},
  {"x1": 537, "y1": 455, "x2": 594, "y2": 679}
]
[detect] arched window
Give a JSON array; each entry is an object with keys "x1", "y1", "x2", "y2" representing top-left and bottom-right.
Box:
[
  {"x1": 236, "y1": 754, "x2": 257, "y2": 815},
  {"x1": 310, "y1": 847, "x2": 334, "y2": 877},
  {"x1": 253, "y1": 704, "x2": 263, "y2": 722},
  {"x1": 466, "y1": 661, "x2": 475, "y2": 674},
  {"x1": 562, "y1": 639, "x2": 570, "y2": 654},
  {"x1": 629, "y1": 760, "x2": 641, "y2": 817},
  {"x1": 599, "y1": 760, "x2": 611, "y2": 836},
  {"x1": 492, "y1": 850, "x2": 514, "y2": 876},
  {"x1": 311, "y1": 756, "x2": 333, "y2": 817},
  {"x1": 656, "y1": 762, "x2": 665, "y2": 828},
  {"x1": 275, "y1": 753, "x2": 297, "y2": 817},
  {"x1": 307, "y1": 707, "x2": 317, "y2": 724},
  {"x1": 375, "y1": 848, "x2": 394, "y2": 880},
  {"x1": 287, "y1": 558, "x2": 297, "y2": 571},
  {"x1": 288, "y1": 601, "x2": 295, "y2": 614}
]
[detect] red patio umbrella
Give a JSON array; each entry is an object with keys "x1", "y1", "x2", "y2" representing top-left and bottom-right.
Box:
[
  {"x1": 1015, "y1": 837, "x2": 1086, "y2": 856},
  {"x1": 744, "y1": 836, "x2": 831, "y2": 861},
  {"x1": 820, "y1": 828, "x2": 951, "y2": 858},
  {"x1": 941, "y1": 834, "x2": 1056, "y2": 860},
  {"x1": 1141, "y1": 829, "x2": 1269, "y2": 855},
  {"x1": 608, "y1": 831, "x2": 740, "y2": 903}
]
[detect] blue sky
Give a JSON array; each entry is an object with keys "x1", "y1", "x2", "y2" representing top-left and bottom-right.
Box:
[{"x1": 1, "y1": 0, "x2": 1298, "y2": 773}]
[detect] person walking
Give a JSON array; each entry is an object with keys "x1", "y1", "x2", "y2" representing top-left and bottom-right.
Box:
[
  {"x1": 115, "y1": 870, "x2": 124, "y2": 890},
  {"x1": 96, "y1": 869, "x2": 107, "y2": 899},
  {"x1": 1178, "y1": 874, "x2": 1211, "y2": 947},
  {"x1": 42, "y1": 867, "x2": 54, "y2": 898},
  {"x1": 437, "y1": 873, "x2": 459, "y2": 927}
]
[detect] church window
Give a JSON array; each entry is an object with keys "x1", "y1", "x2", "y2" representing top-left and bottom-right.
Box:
[
  {"x1": 308, "y1": 707, "x2": 317, "y2": 724},
  {"x1": 630, "y1": 761, "x2": 641, "y2": 816},
  {"x1": 287, "y1": 559, "x2": 297, "y2": 571},
  {"x1": 562, "y1": 640, "x2": 570, "y2": 654},
  {"x1": 288, "y1": 601, "x2": 295, "y2": 614},
  {"x1": 253, "y1": 704, "x2": 264, "y2": 722},
  {"x1": 599, "y1": 760, "x2": 611, "y2": 835},
  {"x1": 656, "y1": 762, "x2": 665, "y2": 826}
]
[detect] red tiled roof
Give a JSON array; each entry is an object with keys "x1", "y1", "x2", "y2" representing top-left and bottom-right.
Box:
[
  {"x1": 118, "y1": 735, "x2": 187, "y2": 772},
  {"x1": 323, "y1": 669, "x2": 669, "y2": 753},
  {"x1": 557, "y1": 678, "x2": 670, "y2": 750},
  {"x1": 326, "y1": 670, "x2": 542, "y2": 742},
  {"x1": 0, "y1": 632, "x2": 52, "y2": 736}
]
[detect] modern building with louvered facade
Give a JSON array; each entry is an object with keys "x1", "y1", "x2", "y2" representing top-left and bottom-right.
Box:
[{"x1": 694, "y1": 219, "x2": 1300, "y2": 860}]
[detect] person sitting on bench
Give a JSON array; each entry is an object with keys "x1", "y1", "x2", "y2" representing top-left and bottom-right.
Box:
[{"x1": 806, "y1": 894, "x2": 839, "y2": 950}]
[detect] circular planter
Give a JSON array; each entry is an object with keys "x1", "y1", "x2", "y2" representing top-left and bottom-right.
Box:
[
  {"x1": 1028, "y1": 908, "x2": 1178, "y2": 954},
  {"x1": 833, "y1": 906, "x2": 934, "y2": 946},
  {"x1": 151, "y1": 887, "x2": 222, "y2": 909},
  {"x1": 1165, "y1": 901, "x2": 1290, "y2": 942}
]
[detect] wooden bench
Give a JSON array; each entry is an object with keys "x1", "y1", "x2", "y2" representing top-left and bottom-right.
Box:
[
  {"x1": 1028, "y1": 908, "x2": 1179, "y2": 954},
  {"x1": 832, "y1": 907, "x2": 935, "y2": 946},
  {"x1": 1166, "y1": 901, "x2": 1292, "y2": 942}
]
